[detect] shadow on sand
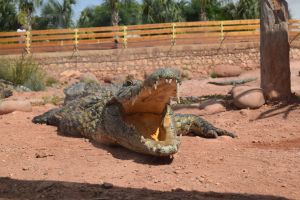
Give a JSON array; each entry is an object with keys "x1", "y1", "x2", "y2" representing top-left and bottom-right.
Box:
[
  {"x1": 91, "y1": 141, "x2": 174, "y2": 165},
  {"x1": 255, "y1": 102, "x2": 300, "y2": 120},
  {"x1": 0, "y1": 177, "x2": 289, "y2": 200}
]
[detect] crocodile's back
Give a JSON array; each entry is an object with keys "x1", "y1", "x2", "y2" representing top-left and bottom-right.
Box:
[
  {"x1": 33, "y1": 83, "x2": 119, "y2": 141},
  {"x1": 57, "y1": 84, "x2": 119, "y2": 137}
]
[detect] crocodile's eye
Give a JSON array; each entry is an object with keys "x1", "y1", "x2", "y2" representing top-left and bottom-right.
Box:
[{"x1": 124, "y1": 80, "x2": 133, "y2": 87}]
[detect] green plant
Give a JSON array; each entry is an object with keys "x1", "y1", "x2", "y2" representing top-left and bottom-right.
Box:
[
  {"x1": 0, "y1": 56, "x2": 46, "y2": 91},
  {"x1": 45, "y1": 76, "x2": 59, "y2": 87},
  {"x1": 181, "y1": 70, "x2": 191, "y2": 80},
  {"x1": 210, "y1": 71, "x2": 218, "y2": 78},
  {"x1": 42, "y1": 95, "x2": 63, "y2": 105}
]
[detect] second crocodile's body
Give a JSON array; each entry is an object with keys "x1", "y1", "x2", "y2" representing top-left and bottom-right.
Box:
[
  {"x1": 33, "y1": 68, "x2": 235, "y2": 156},
  {"x1": 0, "y1": 80, "x2": 13, "y2": 99}
]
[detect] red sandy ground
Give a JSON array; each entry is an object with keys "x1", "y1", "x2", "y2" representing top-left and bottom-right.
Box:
[{"x1": 0, "y1": 61, "x2": 300, "y2": 200}]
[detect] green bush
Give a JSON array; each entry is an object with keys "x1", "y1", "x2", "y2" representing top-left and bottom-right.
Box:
[
  {"x1": 0, "y1": 56, "x2": 46, "y2": 91},
  {"x1": 42, "y1": 95, "x2": 63, "y2": 106},
  {"x1": 210, "y1": 71, "x2": 218, "y2": 78},
  {"x1": 45, "y1": 76, "x2": 59, "y2": 87}
]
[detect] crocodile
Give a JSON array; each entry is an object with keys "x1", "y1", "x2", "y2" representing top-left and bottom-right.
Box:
[
  {"x1": 33, "y1": 68, "x2": 235, "y2": 156},
  {"x1": 208, "y1": 78, "x2": 257, "y2": 86},
  {"x1": 0, "y1": 81, "x2": 13, "y2": 99}
]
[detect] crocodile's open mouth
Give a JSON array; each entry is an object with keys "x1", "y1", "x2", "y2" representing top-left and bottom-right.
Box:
[{"x1": 121, "y1": 78, "x2": 179, "y2": 142}]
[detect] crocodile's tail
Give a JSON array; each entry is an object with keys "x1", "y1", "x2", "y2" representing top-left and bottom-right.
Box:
[{"x1": 32, "y1": 108, "x2": 61, "y2": 126}]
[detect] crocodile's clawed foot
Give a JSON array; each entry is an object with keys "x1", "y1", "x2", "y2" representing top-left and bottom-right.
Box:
[
  {"x1": 175, "y1": 114, "x2": 236, "y2": 139},
  {"x1": 191, "y1": 126, "x2": 236, "y2": 139}
]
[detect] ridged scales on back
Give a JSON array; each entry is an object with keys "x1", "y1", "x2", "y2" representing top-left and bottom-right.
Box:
[
  {"x1": 0, "y1": 80, "x2": 13, "y2": 100},
  {"x1": 33, "y1": 68, "x2": 235, "y2": 157}
]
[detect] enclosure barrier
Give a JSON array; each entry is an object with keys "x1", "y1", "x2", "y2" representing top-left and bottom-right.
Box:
[{"x1": 0, "y1": 19, "x2": 300, "y2": 55}]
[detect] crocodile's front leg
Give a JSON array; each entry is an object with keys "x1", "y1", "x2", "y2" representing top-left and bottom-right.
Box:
[{"x1": 175, "y1": 114, "x2": 236, "y2": 138}]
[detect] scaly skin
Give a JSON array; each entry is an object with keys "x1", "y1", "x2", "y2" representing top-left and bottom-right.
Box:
[
  {"x1": 208, "y1": 78, "x2": 257, "y2": 86},
  {"x1": 33, "y1": 68, "x2": 235, "y2": 156},
  {"x1": 0, "y1": 81, "x2": 13, "y2": 100}
]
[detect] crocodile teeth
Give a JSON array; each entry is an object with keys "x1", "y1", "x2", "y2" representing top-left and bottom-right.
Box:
[
  {"x1": 165, "y1": 79, "x2": 168, "y2": 83},
  {"x1": 168, "y1": 79, "x2": 173, "y2": 84},
  {"x1": 151, "y1": 147, "x2": 157, "y2": 152},
  {"x1": 131, "y1": 96, "x2": 137, "y2": 105},
  {"x1": 141, "y1": 136, "x2": 146, "y2": 143},
  {"x1": 154, "y1": 83, "x2": 157, "y2": 90}
]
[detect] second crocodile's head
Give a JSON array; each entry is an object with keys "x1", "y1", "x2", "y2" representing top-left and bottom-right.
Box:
[{"x1": 104, "y1": 68, "x2": 182, "y2": 156}]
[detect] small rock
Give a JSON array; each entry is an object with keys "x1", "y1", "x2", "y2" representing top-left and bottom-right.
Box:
[
  {"x1": 101, "y1": 182, "x2": 113, "y2": 189},
  {"x1": 35, "y1": 152, "x2": 54, "y2": 158},
  {"x1": 60, "y1": 70, "x2": 81, "y2": 79},
  {"x1": 212, "y1": 65, "x2": 242, "y2": 77},
  {"x1": 239, "y1": 109, "x2": 250, "y2": 116},
  {"x1": 232, "y1": 86, "x2": 265, "y2": 109},
  {"x1": 84, "y1": 138, "x2": 89, "y2": 142},
  {"x1": 199, "y1": 100, "x2": 226, "y2": 115},
  {"x1": 22, "y1": 167, "x2": 29, "y2": 171},
  {"x1": 35, "y1": 152, "x2": 47, "y2": 158},
  {"x1": 196, "y1": 177, "x2": 205, "y2": 183},
  {"x1": 0, "y1": 100, "x2": 32, "y2": 115}
]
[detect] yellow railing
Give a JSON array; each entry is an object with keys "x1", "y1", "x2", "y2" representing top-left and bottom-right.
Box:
[{"x1": 0, "y1": 19, "x2": 300, "y2": 55}]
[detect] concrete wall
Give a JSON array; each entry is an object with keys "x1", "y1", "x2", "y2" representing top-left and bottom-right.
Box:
[{"x1": 2, "y1": 43, "x2": 300, "y2": 81}]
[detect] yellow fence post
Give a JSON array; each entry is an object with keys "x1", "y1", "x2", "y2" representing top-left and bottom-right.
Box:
[
  {"x1": 220, "y1": 21, "x2": 224, "y2": 41},
  {"x1": 74, "y1": 28, "x2": 79, "y2": 52},
  {"x1": 171, "y1": 23, "x2": 176, "y2": 45},
  {"x1": 123, "y1": 26, "x2": 127, "y2": 48},
  {"x1": 25, "y1": 31, "x2": 31, "y2": 54}
]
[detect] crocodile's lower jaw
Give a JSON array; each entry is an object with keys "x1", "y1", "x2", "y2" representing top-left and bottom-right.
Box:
[{"x1": 121, "y1": 78, "x2": 178, "y2": 143}]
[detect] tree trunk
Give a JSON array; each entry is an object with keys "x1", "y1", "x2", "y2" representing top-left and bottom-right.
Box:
[
  {"x1": 111, "y1": 9, "x2": 119, "y2": 26},
  {"x1": 260, "y1": 0, "x2": 291, "y2": 101},
  {"x1": 199, "y1": 0, "x2": 207, "y2": 21},
  {"x1": 26, "y1": 10, "x2": 32, "y2": 31},
  {"x1": 199, "y1": 8, "x2": 207, "y2": 21}
]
